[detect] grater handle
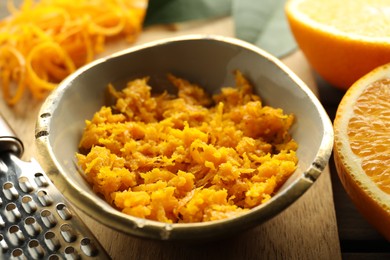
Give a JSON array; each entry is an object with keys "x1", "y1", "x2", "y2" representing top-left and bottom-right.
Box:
[{"x1": 0, "y1": 113, "x2": 24, "y2": 158}]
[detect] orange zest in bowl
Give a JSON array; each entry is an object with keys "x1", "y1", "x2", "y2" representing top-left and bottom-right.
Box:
[{"x1": 76, "y1": 71, "x2": 299, "y2": 223}]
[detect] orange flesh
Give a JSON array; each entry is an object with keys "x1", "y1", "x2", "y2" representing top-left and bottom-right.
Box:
[
  {"x1": 347, "y1": 79, "x2": 390, "y2": 194},
  {"x1": 285, "y1": 0, "x2": 390, "y2": 90},
  {"x1": 296, "y1": 0, "x2": 390, "y2": 38}
]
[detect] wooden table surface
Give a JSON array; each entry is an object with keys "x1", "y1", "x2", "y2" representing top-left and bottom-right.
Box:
[{"x1": 0, "y1": 15, "x2": 388, "y2": 260}]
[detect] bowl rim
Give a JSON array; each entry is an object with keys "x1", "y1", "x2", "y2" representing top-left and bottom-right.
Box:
[{"x1": 35, "y1": 34, "x2": 334, "y2": 240}]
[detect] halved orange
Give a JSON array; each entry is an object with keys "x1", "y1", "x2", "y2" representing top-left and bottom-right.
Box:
[
  {"x1": 333, "y1": 63, "x2": 390, "y2": 241},
  {"x1": 285, "y1": 0, "x2": 390, "y2": 90}
]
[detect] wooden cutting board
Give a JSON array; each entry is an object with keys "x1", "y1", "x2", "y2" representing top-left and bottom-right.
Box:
[{"x1": 0, "y1": 17, "x2": 341, "y2": 260}]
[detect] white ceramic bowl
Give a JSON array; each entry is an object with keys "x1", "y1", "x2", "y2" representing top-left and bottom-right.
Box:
[{"x1": 35, "y1": 35, "x2": 333, "y2": 241}]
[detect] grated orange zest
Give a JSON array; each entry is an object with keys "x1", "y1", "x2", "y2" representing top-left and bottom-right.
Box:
[{"x1": 76, "y1": 72, "x2": 299, "y2": 223}]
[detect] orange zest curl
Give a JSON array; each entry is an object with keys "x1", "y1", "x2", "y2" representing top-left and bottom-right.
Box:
[{"x1": 0, "y1": 0, "x2": 148, "y2": 105}]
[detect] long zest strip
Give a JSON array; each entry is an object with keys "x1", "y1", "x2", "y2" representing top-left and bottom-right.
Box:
[
  {"x1": 26, "y1": 41, "x2": 75, "y2": 98},
  {"x1": 0, "y1": 0, "x2": 148, "y2": 105},
  {"x1": 0, "y1": 46, "x2": 26, "y2": 105}
]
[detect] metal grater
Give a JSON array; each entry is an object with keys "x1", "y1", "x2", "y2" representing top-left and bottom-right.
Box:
[{"x1": 0, "y1": 114, "x2": 110, "y2": 259}]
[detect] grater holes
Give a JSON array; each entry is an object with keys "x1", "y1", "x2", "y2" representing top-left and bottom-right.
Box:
[
  {"x1": 60, "y1": 224, "x2": 77, "y2": 243},
  {"x1": 40, "y1": 210, "x2": 57, "y2": 228},
  {"x1": 24, "y1": 217, "x2": 35, "y2": 225},
  {"x1": 80, "y1": 237, "x2": 98, "y2": 257},
  {"x1": 48, "y1": 255, "x2": 61, "y2": 260},
  {"x1": 0, "y1": 234, "x2": 9, "y2": 253},
  {"x1": 44, "y1": 231, "x2": 60, "y2": 252},
  {"x1": 8, "y1": 225, "x2": 25, "y2": 246},
  {"x1": 21, "y1": 195, "x2": 38, "y2": 214},
  {"x1": 27, "y1": 239, "x2": 45, "y2": 259},
  {"x1": 37, "y1": 190, "x2": 53, "y2": 207},
  {"x1": 24, "y1": 217, "x2": 42, "y2": 237},
  {"x1": 64, "y1": 246, "x2": 80, "y2": 259},
  {"x1": 56, "y1": 203, "x2": 72, "y2": 220},
  {"x1": 5, "y1": 203, "x2": 22, "y2": 223},
  {"x1": 11, "y1": 247, "x2": 26, "y2": 259},
  {"x1": 18, "y1": 176, "x2": 35, "y2": 193},
  {"x1": 34, "y1": 172, "x2": 49, "y2": 187},
  {"x1": 3, "y1": 182, "x2": 19, "y2": 200}
]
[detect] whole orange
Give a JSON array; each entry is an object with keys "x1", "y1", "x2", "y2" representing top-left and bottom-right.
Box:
[{"x1": 285, "y1": 0, "x2": 390, "y2": 90}]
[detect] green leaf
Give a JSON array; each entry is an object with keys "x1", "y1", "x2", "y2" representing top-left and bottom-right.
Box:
[
  {"x1": 233, "y1": 0, "x2": 296, "y2": 57},
  {"x1": 144, "y1": 0, "x2": 232, "y2": 26},
  {"x1": 143, "y1": 0, "x2": 296, "y2": 58}
]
